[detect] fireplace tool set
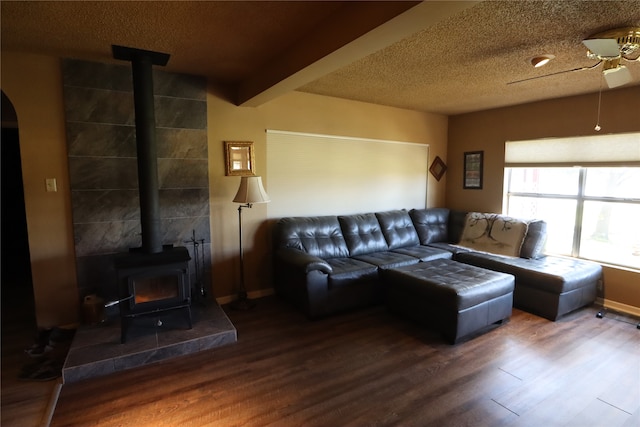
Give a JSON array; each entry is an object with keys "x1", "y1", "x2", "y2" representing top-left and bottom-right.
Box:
[{"x1": 185, "y1": 229, "x2": 207, "y2": 302}]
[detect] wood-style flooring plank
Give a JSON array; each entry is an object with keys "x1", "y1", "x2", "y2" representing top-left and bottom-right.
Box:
[{"x1": 49, "y1": 296, "x2": 640, "y2": 427}]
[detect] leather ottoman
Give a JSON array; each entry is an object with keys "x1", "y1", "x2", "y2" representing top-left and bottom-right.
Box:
[{"x1": 383, "y1": 259, "x2": 515, "y2": 344}]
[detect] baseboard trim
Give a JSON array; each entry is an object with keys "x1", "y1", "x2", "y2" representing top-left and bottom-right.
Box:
[
  {"x1": 600, "y1": 299, "x2": 640, "y2": 318},
  {"x1": 215, "y1": 288, "x2": 275, "y2": 305}
]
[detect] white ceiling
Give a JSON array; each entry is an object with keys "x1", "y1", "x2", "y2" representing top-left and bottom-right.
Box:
[{"x1": 2, "y1": 1, "x2": 639, "y2": 115}]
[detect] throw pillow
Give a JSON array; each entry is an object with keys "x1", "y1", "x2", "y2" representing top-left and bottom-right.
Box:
[{"x1": 458, "y1": 213, "x2": 529, "y2": 257}]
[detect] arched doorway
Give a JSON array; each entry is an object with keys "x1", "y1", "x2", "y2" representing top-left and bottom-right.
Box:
[{"x1": 1, "y1": 90, "x2": 36, "y2": 330}]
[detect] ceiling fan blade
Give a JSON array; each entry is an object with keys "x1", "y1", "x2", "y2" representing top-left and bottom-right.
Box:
[
  {"x1": 507, "y1": 61, "x2": 601, "y2": 85},
  {"x1": 603, "y1": 65, "x2": 632, "y2": 88},
  {"x1": 583, "y1": 39, "x2": 620, "y2": 58}
]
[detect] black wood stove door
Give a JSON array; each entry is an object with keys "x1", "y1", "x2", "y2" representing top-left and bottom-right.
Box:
[{"x1": 114, "y1": 246, "x2": 192, "y2": 343}]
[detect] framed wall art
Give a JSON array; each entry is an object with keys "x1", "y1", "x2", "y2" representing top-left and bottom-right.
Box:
[
  {"x1": 463, "y1": 151, "x2": 483, "y2": 189},
  {"x1": 224, "y1": 141, "x2": 255, "y2": 176},
  {"x1": 429, "y1": 156, "x2": 447, "y2": 181}
]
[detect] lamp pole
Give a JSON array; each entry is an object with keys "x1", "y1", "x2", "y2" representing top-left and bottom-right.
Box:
[
  {"x1": 231, "y1": 175, "x2": 269, "y2": 310},
  {"x1": 231, "y1": 203, "x2": 256, "y2": 310}
]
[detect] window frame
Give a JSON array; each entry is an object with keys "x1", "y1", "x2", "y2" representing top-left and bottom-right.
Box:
[{"x1": 504, "y1": 166, "x2": 640, "y2": 268}]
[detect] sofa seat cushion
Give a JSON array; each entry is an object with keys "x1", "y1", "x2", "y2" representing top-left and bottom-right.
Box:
[
  {"x1": 456, "y1": 252, "x2": 602, "y2": 295},
  {"x1": 338, "y1": 213, "x2": 388, "y2": 256},
  {"x1": 353, "y1": 251, "x2": 419, "y2": 270},
  {"x1": 326, "y1": 257, "x2": 379, "y2": 289},
  {"x1": 391, "y1": 245, "x2": 453, "y2": 262},
  {"x1": 427, "y1": 242, "x2": 472, "y2": 256}
]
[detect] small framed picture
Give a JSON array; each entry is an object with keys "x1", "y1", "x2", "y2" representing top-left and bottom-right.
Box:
[
  {"x1": 429, "y1": 156, "x2": 447, "y2": 181},
  {"x1": 463, "y1": 151, "x2": 483, "y2": 189}
]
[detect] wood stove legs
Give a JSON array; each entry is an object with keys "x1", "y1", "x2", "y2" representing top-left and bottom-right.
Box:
[
  {"x1": 185, "y1": 305, "x2": 193, "y2": 329},
  {"x1": 121, "y1": 316, "x2": 132, "y2": 344},
  {"x1": 120, "y1": 304, "x2": 193, "y2": 344}
]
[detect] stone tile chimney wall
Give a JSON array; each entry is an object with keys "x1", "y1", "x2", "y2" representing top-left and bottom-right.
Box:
[{"x1": 62, "y1": 59, "x2": 210, "y2": 302}]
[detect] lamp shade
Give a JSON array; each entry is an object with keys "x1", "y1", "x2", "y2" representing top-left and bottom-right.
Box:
[{"x1": 233, "y1": 176, "x2": 270, "y2": 204}]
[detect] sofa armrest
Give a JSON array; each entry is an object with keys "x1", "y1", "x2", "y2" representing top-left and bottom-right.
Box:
[{"x1": 276, "y1": 248, "x2": 333, "y2": 274}]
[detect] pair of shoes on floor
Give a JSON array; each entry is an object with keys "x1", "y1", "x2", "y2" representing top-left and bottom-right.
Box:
[
  {"x1": 23, "y1": 326, "x2": 76, "y2": 358},
  {"x1": 24, "y1": 343, "x2": 55, "y2": 358},
  {"x1": 24, "y1": 328, "x2": 53, "y2": 358},
  {"x1": 18, "y1": 358, "x2": 61, "y2": 382}
]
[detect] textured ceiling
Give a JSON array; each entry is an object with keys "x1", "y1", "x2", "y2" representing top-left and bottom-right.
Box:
[
  {"x1": 300, "y1": 0, "x2": 640, "y2": 114},
  {"x1": 2, "y1": 1, "x2": 640, "y2": 115}
]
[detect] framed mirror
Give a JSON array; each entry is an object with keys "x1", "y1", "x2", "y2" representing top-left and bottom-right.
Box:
[{"x1": 224, "y1": 141, "x2": 255, "y2": 176}]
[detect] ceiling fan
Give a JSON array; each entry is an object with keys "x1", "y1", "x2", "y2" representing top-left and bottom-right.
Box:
[{"x1": 509, "y1": 27, "x2": 640, "y2": 88}]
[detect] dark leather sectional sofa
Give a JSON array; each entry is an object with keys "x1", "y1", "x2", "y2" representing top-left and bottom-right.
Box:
[{"x1": 273, "y1": 208, "x2": 603, "y2": 323}]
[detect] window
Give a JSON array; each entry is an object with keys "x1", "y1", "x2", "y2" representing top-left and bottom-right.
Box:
[
  {"x1": 504, "y1": 133, "x2": 640, "y2": 270},
  {"x1": 504, "y1": 167, "x2": 640, "y2": 270}
]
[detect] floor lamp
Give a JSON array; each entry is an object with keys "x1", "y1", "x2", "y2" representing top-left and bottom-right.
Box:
[{"x1": 231, "y1": 176, "x2": 270, "y2": 310}]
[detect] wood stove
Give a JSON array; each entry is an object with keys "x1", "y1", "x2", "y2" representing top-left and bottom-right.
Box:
[
  {"x1": 115, "y1": 246, "x2": 191, "y2": 343},
  {"x1": 111, "y1": 45, "x2": 195, "y2": 343}
]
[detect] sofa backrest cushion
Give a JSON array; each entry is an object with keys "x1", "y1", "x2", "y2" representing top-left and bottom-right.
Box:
[
  {"x1": 520, "y1": 219, "x2": 547, "y2": 259},
  {"x1": 448, "y1": 210, "x2": 468, "y2": 243},
  {"x1": 375, "y1": 210, "x2": 420, "y2": 249},
  {"x1": 338, "y1": 213, "x2": 388, "y2": 256},
  {"x1": 458, "y1": 212, "x2": 528, "y2": 257},
  {"x1": 409, "y1": 208, "x2": 450, "y2": 244},
  {"x1": 274, "y1": 216, "x2": 349, "y2": 259}
]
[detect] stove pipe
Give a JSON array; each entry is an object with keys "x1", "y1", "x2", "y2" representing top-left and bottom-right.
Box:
[{"x1": 113, "y1": 45, "x2": 170, "y2": 254}]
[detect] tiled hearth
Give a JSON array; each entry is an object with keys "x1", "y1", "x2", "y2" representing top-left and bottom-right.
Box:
[{"x1": 62, "y1": 303, "x2": 236, "y2": 384}]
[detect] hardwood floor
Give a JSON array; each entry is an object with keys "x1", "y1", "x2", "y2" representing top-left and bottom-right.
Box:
[
  {"x1": 1, "y1": 285, "x2": 59, "y2": 427},
  {"x1": 19, "y1": 297, "x2": 640, "y2": 426}
]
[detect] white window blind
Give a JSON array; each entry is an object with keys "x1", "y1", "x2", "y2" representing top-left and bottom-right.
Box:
[
  {"x1": 505, "y1": 132, "x2": 640, "y2": 167},
  {"x1": 266, "y1": 130, "x2": 429, "y2": 218}
]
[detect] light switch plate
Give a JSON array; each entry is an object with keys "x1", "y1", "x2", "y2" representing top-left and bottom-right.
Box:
[{"x1": 45, "y1": 178, "x2": 57, "y2": 192}]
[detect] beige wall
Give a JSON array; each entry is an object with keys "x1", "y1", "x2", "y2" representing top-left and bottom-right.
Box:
[
  {"x1": 1, "y1": 52, "x2": 78, "y2": 327},
  {"x1": 3, "y1": 51, "x2": 447, "y2": 323},
  {"x1": 5, "y1": 49, "x2": 636, "y2": 323},
  {"x1": 447, "y1": 87, "x2": 640, "y2": 213},
  {"x1": 208, "y1": 91, "x2": 448, "y2": 301},
  {"x1": 447, "y1": 86, "x2": 640, "y2": 313}
]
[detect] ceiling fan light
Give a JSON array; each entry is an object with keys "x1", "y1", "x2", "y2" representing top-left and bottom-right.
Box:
[
  {"x1": 585, "y1": 27, "x2": 640, "y2": 60},
  {"x1": 530, "y1": 54, "x2": 555, "y2": 68},
  {"x1": 602, "y1": 65, "x2": 632, "y2": 88}
]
